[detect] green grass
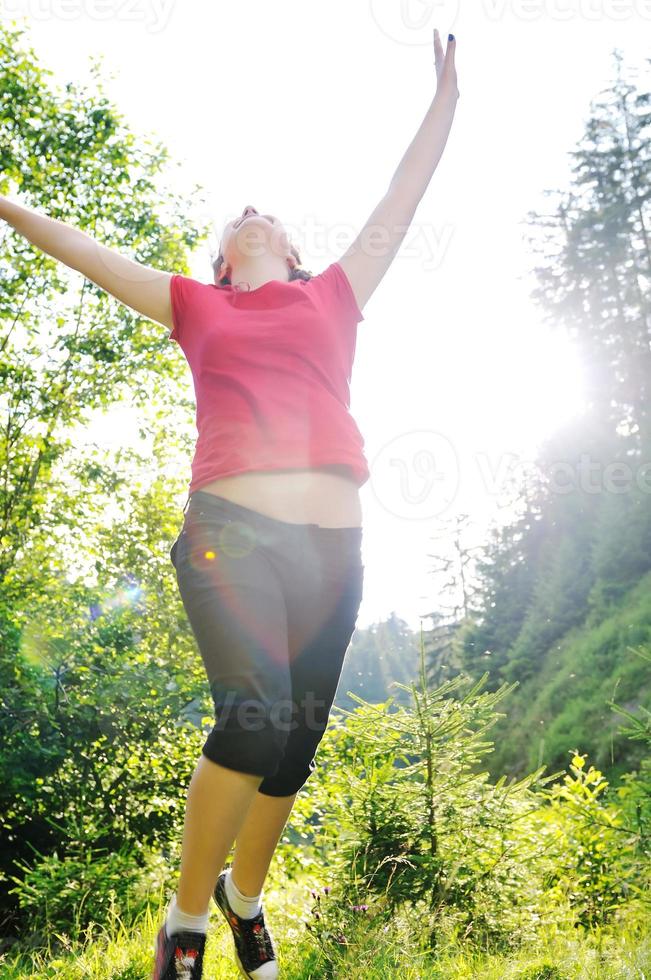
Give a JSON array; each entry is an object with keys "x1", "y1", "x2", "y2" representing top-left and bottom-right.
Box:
[{"x1": 2, "y1": 882, "x2": 650, "y2": 979}]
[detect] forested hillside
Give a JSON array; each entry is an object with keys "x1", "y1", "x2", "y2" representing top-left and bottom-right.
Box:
[{"x1": 423, "y1": 51, "x2": 651, "y2": 781}]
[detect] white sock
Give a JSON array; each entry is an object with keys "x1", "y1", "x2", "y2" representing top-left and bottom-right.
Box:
[
  {"x1": 165, "y1": 893, "x2": 210, "y2": 938},
  {"x1": 224, "y1": 867, "x2": 262, "y2": 919}
]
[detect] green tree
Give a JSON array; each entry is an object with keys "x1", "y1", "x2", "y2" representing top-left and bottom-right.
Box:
[
  {"x1": 459, "y1": 484, "x2": 550, "y2": 685},
  {"x1": 0, "y1": 23, "x2": 209, "y2": 936},
  {"x1": 306, "y1": 642, "x2": 552, "y2": 956},
  {"x1": 0, "y1": 22, "x2": 205, "y2": 584},
  {"x1": 525, "y1": 49, "x2": 651, "y2": 447}
]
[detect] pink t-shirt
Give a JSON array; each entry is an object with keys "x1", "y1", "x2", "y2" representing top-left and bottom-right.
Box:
[{"x1": 169, "y1": 261, "x2": 369, "y2": 493}]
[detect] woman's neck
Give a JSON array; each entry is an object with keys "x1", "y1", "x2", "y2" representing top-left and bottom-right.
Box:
[{"x1": 229, "y1": 256, "x2": 291, "y2": 292}]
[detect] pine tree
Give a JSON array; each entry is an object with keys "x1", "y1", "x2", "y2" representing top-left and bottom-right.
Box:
[{"x1": 524, "y1": 49, "x2": 651, "y2": 449}]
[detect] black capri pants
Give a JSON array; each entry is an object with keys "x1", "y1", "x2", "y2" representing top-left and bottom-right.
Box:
[{"x1": 169, "y1": 489, "x2": 364, "y2": 797}]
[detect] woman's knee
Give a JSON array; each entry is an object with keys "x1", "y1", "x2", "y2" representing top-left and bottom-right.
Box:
[
  {"x1": 201, "y1": 685, "x2": 295, "y2": 780},
  {"x1": 256, "y1": 721, "x2": 327, "y2": 797}
]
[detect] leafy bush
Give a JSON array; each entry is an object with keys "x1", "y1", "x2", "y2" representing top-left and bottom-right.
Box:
[
  {"x1": 7, "y1": 843, "x2": 165, "y2": 942},
  {"x1": 536, "y1": 751, "x2": 639, "y2": 928},
  {"x1": 0, "y1": 584, "x2": 205, "y2": 936}
]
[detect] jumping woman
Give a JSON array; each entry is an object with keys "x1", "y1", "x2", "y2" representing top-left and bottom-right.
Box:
[{"x1": 1, "y1": 29, "x2": 458, "y2": 980}]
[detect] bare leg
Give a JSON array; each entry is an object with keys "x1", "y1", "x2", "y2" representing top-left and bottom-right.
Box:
[
  {"x1": 230, "y1": 791, "x2": 299, "y2": 896},
  {"x1": 176, "y1": 754, "x2": 264, "y2": 915}
]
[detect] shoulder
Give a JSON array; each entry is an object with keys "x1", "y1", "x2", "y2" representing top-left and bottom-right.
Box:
[
  {"x1": 303, "y1": 261, "x2": 364, "y2": 324},
  {"x1": 171, "y1": 274, "x2": 221, "y2": 299},
  {"x1": 169, "y1": 275, "x2": 223, "y2": 343}
]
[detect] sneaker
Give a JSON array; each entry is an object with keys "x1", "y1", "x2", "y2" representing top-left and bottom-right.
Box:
[
  {"x1": 151, "y1": 924, "x2": 207, "y2": 980},
  {"x1": 213, "y1": 871, "x2": 278, "y2": 978}
]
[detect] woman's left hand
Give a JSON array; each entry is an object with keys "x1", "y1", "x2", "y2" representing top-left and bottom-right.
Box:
[{"x1": 434, "y1": 29, "x2": 459, "y2": 102}]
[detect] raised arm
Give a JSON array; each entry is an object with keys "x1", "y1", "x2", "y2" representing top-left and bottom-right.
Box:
[
  {"x1": 338, "y1": 29, "x2": 459, "y2": 311},
  {"x1": 0, "y1": 196, "x2": 173, "y2": 330}
]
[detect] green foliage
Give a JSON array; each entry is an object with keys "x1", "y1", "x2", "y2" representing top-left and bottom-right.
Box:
[
  {"x1": 0, "y1": 21, "x2": 210, "y2": 937},
  {"x1": 0, "y1": 19, "x2": 207, "y2": 593},
  {"x1": 4, "y1": 880, "x2": 650, "y2": 980},
  {"x1": 0, "y1": 466, "x2": 220, "y2": 937},
  {"x1": 485, "y1": 578, "x2": 651, "y2": 777},
  {"x1": 0, "y1": 650, "x2": 650, "y2": 971},
  {"x1": 458, "y1": 498, "x2": 546, "y2": 683},
  {"x1": 512, "y1": 968, "x2": 568, "y2": 980},
  {"x1": 538, "y1": 752, "x2": 640, "y2": 929},
  {"x1": 302, "y1": 641, "x2": 563, "y2": 960},
  {"x1": 502, "y1": 497, "x2": 596, "y2": 685},
  {"x1": 8, "y1": 843, "x2": 149, "y2": 941},
  {"x1": 589, "y1": 487, "x2": 651, "y2": 610},
  {"x1": 609, "y1": 649, "x2": 651, "y2": 871},
  {"x1": 303, "y1": 884, "x2": 374, "y2": 961},
  {"x1": 295, "y1": 640, "x2": 651, "y2": 971}
]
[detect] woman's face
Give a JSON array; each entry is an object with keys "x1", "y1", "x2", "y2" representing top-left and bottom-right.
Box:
[{"x1": 217, "y1": 205, "x2": 295, "y2": 280}]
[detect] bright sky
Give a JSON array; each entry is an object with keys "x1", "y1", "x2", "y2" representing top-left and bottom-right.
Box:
[{"x1": 5, "y1": 1, "x2": 650, "y2": 630}]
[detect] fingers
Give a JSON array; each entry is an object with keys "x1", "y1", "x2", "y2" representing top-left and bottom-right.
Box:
[
  {"x1": 433, "y1": 27, "x2": 444, "y2": 66},
  {"x1": 446, "y1": 33, "x2": 456, "y2": 66},
  {"x1": 433, "y1": 28, "x2": 456, "y2": 69}
]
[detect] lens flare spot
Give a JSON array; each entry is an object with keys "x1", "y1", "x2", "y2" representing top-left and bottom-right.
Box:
[{"x1": 217, "y1": 521, "x2": 257, "y2": 558}]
